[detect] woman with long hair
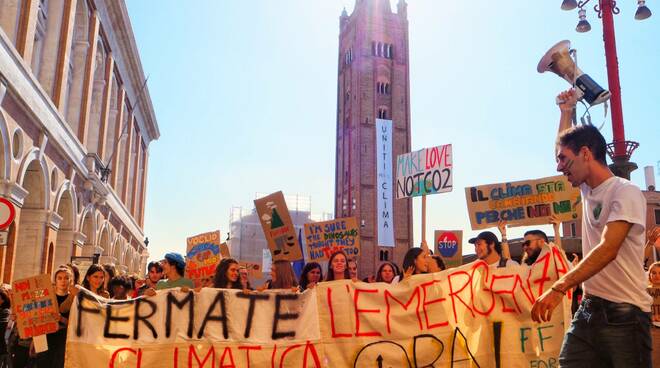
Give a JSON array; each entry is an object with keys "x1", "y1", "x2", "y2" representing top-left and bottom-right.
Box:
[
  {"x1": 35, "y1": 267, "x2": 74, "y2": 368},
  {"x1": 213, "y1": 258, "x2": 243, "y2": 290},
  {"x1": 268, "y1": 260, "x2": 298, "y2": 290},
  {"x1": 375, "y1": 262, "x2": 399, "y2": 284},
  {"x1": 402, "y1": 248, "x2": 428, "y2": 279},
  {"x1": 299, "y1": 262, "x2": 323, "y2": 291},
  {"x1": 82, "y1": 264, "x2": 110, "y2": 298},
  {"x1": 325, "y1": 251, "x2": 350, "y2": 281}
]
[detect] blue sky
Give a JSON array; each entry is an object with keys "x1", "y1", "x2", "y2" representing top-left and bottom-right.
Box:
[{"x1": 125, "y1": 1, "x2": 660, "y2": 263}]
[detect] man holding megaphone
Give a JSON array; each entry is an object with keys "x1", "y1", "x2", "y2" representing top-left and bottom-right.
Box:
[{"x1": 530, "y1": 89, "x2": 652, "y2": 367}]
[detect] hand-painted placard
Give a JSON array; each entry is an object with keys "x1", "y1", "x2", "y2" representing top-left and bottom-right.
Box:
[
  {"x1": 254, "y1": 191, "x2": 303, "y2": 262},
  {"x1": 396, "y1": 144, "x2": 453, "y2": 199},
  {"x1": 465, "y1": 175, "x2": 582, "y2": 230},
  {"x1": 186, "y1": 231, "x2": 222, "y2": 288},
  {"x1": 219, "y1": 242, "x2": 231, "y2": 258},
  {"x1": 64, "y1": 245, "x2": 571, "y2": 368},
  {"x1": 434, "y1": 230, "x2": 463, "y2": 269},
  {"x1": 12, "y1": 274, "x2": 59, "y2": 339},
  {"x1": 304, "y1": 217, "x2": 360, "y2": 262},
  {"x1": 239, "y1": 261, "x2": 263, "y2": 278}
]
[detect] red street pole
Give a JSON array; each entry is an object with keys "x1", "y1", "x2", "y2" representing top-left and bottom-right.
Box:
[{"x1": 600, "y1": 0, "x2": 625, "y2": 157}]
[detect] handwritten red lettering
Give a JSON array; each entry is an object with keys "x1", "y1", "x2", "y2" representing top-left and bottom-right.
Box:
[
  {"x1": 421, "y1": 280, "x2": 448, "y2": 329},
  {"x1": 353, "y1": 288, "x2": 381, "y2": 337},
  {"x1": 384, "y1": 287, "x2": 422, "y2": 334}
]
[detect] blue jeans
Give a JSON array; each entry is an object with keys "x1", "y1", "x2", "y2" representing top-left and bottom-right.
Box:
[{"x1": 559, "y1": 295, "x2": 652, "y2": 368}]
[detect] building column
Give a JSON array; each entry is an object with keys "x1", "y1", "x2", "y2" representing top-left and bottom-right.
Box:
[
  {"x1": 130, "y1": 136, "x2": 142, "y2": 216},
  {"x1": 52, "y1": 0, "x2": 78, "y2": 109},
  {"x1": 110, "y1": 88, "x2": 125, "y2": 188},
  {"x1": 54, "y1": 229, "x2": 84, "y2": 266},
  {"x1": 120, "y1": 115, "x2": 134, "y2": 202},
  {"x1": 0, "y1": 0, "x2": 22, "y2": 45},
  {"x1": 97, "y1": 54, "x2": 114, "y2": 161},
  {"x1": 36, "y1": 0, "x2": 67, "y2": 98},
  {"x1": 15, "y1": 0, "x2": 40, "y2": 62},
  {"x1": 75, "y1": 11, "x2": 99, "y2": 146},
  {"x1": 138, "y1": 149, "x2": 149, "y2": 227}
]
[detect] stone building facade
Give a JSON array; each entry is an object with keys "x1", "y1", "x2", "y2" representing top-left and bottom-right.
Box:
[
  {"x1": 0, "y1": 0, "x2": 158, "y2": 281},
  {"x1": 334, "y1": 0, "x2": 412, "y2": 277}
]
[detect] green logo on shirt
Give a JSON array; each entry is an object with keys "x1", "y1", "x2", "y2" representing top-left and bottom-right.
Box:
[{"x1": 593, "y1": 203, "x2": 602, "y2": 220}]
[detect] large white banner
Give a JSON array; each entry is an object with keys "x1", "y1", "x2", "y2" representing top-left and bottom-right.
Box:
[
  {"x1": 65, "y1": 245, "x2": 571, "y2": 367},
  {"x1": 376, "y1": 119, "x2": 395, "y2": 247}
]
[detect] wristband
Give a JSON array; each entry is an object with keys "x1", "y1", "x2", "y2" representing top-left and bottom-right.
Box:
[{"x1": 551, "y1": 286, "x2": 565, "y2": 295}]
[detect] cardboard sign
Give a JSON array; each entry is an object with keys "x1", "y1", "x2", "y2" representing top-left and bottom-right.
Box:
[
  {"x1": 465, "y1": 175, "x2": 582, "y2": 230},
  {"x1": 12, "y1": 274, "x2": 59, "y2": 339},
  {"x1": 254, "y1": 191, "x2": 302, "y2": 261},
  {"x1": 396, "y1": 144, "x2": 453, "y2": 199},
  {"x1": 186, "y1": 231, "x2": 222, "y2": 288},
  {"x1": 304, "y1": 217, "x2": 360, "y2": 261},
  {"x1": 239, "y1": 261, "x2": 263, "y2": 278},
  {"x1": 648, "y1": 287, "x2": 660, "y2": 319},
  {"x1": 219, "y1": 242, "x2": 231, "y2": 258},
  {"x1": 64, "y1": 245, "x2": 571, "y2": 368},
  {"x1": 434, "y1": 230, "x2": 463, "y2": 269}
]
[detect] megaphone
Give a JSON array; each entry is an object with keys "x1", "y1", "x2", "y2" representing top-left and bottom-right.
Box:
[{"x1": 537, "y1": 40, "x2": 610, "y2": 106}]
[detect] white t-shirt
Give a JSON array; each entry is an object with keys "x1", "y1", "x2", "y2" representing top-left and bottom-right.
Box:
[
  {"x1": 580, "y1": 176, "x2": 652, "y2": 312},
  {"x1": 488, "y1": 258, "x2": 519, "y2": 268}
]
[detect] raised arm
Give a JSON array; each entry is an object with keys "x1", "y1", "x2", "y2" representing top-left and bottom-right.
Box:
[
  {"x1": 497, "y1": 220, "x2": 511, "y2": 259},
  {"x1": 549, "y1": 215, "x2": 563, "y2": 250},
  {"x1": 557, "y1": 89, "x2": 578, "y2": 138}
]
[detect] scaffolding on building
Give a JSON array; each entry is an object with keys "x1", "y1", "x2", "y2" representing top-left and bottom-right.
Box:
[{"x1": 228, "y1": 194, "x2": 332, "y2": 282}]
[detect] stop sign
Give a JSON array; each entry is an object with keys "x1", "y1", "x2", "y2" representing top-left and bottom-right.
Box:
[
  {"x1": 436, "y1": 231, "x2": 459, "y2": 258},
  {"x1": 0, "y1": 198, "x2": 15, "y2": 230}
]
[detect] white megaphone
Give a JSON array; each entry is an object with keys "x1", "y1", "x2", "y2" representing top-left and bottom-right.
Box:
[{"x1": 537, "y1": 40, "x2": 610, "y2": 106}]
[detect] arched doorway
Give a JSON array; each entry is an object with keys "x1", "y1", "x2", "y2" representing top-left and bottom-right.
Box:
[
  {"x1": 98, "y1": 225, "x2": 111, "y2": 264},
  {"x1": 14, "y1": 160, "x2": 48, "y2": 280},
  {"x1": 54, "y1": 189, "x2": 75, "y2": 267},
  {"x1": 80, "y1": 209, "x2": 95, "y2": 256}
]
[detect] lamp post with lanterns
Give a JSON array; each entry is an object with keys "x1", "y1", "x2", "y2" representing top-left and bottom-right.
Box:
[{"x1": 560, "y1": 0, "x2": 652, "y2": 179}]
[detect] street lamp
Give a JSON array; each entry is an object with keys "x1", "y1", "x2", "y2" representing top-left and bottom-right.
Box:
[{"x1": 561, "y1": 0, "x2": 652, "y2": 179}]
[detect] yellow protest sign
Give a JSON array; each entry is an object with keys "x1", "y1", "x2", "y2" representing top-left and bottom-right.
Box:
[
  {"x1": 465, "y1": 175, "x2": 581, "y2": 230},
  {"x1": 186, "y1": 230, "x2": 222, "y2": 288},
  {"x1": 304, "y1": 217, "x2": 360, "y2": 262}
]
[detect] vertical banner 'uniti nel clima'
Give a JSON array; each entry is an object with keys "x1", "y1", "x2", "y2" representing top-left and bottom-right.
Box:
[{"x1": 376, "y1": 119, "x2": 394, "y2": 247}]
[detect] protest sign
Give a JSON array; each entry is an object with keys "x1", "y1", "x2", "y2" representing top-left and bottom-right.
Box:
[
  {"x1": 12, "y1": 274, "x2": 59, "y2": 339},
  {"x1": 186, "y1": 231, "x2": 223, "y2": 288},
  {"x1": 304, "y1": 217, "x2": 360, "y2": 262},
  {"x1": 65, "y1": 244, "x2": 571, "y2": 368},
  {"x1": 239, "y1": 261, "x2": 263, "y2": 278},
  {"x1": 219, "y1": 242, "x2": 231, "y2": 258},
  {"x1": 465, "y1": 175, "x2": 582, "y2": 230},
  {"x1": 376, "y1": 119, "x2": 395, "y2": 247},
  {"x1": 254, "y1": 191, "x2": 303, "y2": 261},
  {"x1": 434, "y1": 230, "x2": 463, "y2": 269},
  {"x1": 396, "y1": 144, "x2": 453, "y2": 199}
]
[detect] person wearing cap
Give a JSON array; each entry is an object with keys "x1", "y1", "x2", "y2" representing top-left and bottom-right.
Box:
[
  {"x1": 155, "y1": 253, "x2": 194, "y2": 290},
  {"x1": 469, "y1": 231, "x2": 518, "y2": 268}
]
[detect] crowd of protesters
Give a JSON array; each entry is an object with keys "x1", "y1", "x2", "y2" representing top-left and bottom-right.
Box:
[{"x1": 1, "y1": 88, "x2": 658, "y2": 366}]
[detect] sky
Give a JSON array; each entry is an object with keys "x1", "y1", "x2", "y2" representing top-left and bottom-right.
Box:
[{"x1": 125, "y1": 0, "x2": 660, "y2": 264}]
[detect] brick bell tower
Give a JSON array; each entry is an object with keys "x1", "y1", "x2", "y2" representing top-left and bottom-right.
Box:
[{"x1": 334, "y1": 0, "x2": 412, "y2": 278}]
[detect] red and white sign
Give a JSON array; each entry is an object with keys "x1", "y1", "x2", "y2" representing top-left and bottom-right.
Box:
[{"x1": 0, "y1": 198, "x2": 16, "y2": 230}]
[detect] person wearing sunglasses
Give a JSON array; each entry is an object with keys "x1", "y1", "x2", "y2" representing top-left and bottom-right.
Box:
[{"x1": 521, "y1": 230, "x2": 549, "y2": 266}]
